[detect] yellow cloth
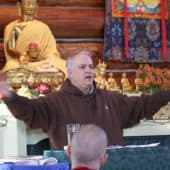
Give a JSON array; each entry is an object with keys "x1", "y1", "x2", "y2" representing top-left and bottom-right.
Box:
[{"x1": 2, "y1": 19, "x2": 66, "y2": 74}]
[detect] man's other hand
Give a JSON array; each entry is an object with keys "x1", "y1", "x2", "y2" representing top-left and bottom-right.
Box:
[{"x1": 0, "y1": 73, "x2": 11, "y2": 98}]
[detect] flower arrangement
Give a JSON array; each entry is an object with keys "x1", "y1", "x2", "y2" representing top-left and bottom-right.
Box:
[
  {"x1": 5, "y1": 67, "x2": 65, "y2": 99},
  {"x1": 136, "y1": 64, "x2": 170, "y2": 94},
  {"x1": 16, "y1": 84, "x2": 53, "y2": 98}
]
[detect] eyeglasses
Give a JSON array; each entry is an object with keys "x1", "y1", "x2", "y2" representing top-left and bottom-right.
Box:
[{"x1": 78, "y1": 64, "x2": 94, "y2": 70}]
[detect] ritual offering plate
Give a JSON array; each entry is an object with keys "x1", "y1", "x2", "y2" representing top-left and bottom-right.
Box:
[
  {"x1": 6, "y1": 68, "x2": 65, "y2": 89},
  {"x1": 151, "y1": 103, "x2": 170, "y2": 122}
]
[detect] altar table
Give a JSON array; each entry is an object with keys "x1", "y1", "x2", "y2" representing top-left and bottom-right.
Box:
[{"x1": 44, "y1": 146, "x2": 170, "y2": 170}]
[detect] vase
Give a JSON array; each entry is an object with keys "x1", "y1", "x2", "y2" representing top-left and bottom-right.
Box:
[{"x1": 149, "y1": 87, "x2": 160, "y2": 95}]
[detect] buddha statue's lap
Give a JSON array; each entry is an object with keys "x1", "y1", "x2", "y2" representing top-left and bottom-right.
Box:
[{"x1": 2, "y1": 0, "x2": 66, "y2": 75}]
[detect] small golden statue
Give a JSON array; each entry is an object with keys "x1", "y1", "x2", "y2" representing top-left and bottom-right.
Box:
[
  {"x1": 2, "y1": 0, "x2": 66, "y2": 74},
  {"x1": 134, "y1": 74, "x2": 143, "y2": 92},
  {"x1": 121, "y1": 72, "x2": 133, "y2": 93},
  {"x1": 107, "y1": 72, "x2": 120, "y2": 92},
  {"x1": 95, "y1": 60, "x2": 108, "y2": 89}
]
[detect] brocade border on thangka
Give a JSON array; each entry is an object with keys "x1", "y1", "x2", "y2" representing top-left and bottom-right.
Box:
[{"x1": 111, "y1": 0, "x2": 167, "y2": 19}]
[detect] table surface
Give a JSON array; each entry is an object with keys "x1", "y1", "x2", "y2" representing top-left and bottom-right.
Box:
[
  {"x1": 102, "y1": 146, "x2": 170, "y2": 170},
  {"x1": 0, "y1": 163, "x2": 69, "y2": 170}
]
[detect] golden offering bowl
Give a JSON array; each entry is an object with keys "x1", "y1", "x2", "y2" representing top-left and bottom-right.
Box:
[{"x1": 6, "y1": 68, "x2": 65, "y2": 89}]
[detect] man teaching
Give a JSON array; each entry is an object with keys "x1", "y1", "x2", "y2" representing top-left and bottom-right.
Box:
[{"x1": 0, "y1": 50, "x2": 170, "y2": 149}]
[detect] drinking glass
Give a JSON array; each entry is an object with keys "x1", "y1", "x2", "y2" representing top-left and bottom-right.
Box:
[{"x1": 66, "y1": 123, "x2": 80, "y2": 145}]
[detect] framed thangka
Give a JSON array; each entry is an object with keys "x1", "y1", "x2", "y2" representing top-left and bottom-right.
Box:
[{"x1": 104, "y1": 0, "x2": 170, "y2": 62}]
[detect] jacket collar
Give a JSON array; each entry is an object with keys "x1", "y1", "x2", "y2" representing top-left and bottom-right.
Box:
[{"x1": 60, "y1": 79, "x2": 96, "y2": 96}]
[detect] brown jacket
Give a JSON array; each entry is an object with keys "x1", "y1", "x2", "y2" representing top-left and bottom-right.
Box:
[{"x1": 4, "y1": 79, "x2": 170, "y2": 149}]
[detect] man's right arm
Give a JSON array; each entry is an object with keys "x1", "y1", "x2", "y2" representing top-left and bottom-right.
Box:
[{"x1": 0, "y1": 73, "x2": 51, "y2": 131}]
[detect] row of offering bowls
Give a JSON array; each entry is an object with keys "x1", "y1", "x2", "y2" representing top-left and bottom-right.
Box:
[{"x1": 6, "y1": 68, "x2": 65, "y2": 89}]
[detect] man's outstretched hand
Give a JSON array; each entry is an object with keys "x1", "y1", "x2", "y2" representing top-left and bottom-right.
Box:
[{"x1": 0, "y1": 73, "x2": 11, "y2": 99}]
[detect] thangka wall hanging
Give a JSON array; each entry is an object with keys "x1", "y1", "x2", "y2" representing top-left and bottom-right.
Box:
[{"x1": 104, "y1": 0, "x2": 170, "y2": 62}]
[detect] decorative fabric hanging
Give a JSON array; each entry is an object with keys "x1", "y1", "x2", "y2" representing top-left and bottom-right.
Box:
[
  {"x1": 123, "y1": 0, "x2": 129, "y2": 58},
  {"x1": 160, "y1": 0, "x2": 167, "y2": 59},
  {"x1": 111, "y1": 0, "x2": 168, "y2": 59}
]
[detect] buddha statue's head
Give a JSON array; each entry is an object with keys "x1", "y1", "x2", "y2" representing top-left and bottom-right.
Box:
[{"x1": 18, "y1": 0, "x2": 38, "y2": 20}]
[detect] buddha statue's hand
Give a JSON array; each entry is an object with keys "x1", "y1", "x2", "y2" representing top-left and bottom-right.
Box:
[{"x1": 6, "y1": 48, "x2": 21, "y2": 59}]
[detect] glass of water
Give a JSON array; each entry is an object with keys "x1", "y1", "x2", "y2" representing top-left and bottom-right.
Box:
[{"x1": 66, "y1": 123, "x2": 80, "y2": 145}]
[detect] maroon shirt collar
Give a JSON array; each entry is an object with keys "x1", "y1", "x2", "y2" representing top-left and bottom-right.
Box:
[{"x1": 72, "y1": 167, "x2": 94, "y2": 170}]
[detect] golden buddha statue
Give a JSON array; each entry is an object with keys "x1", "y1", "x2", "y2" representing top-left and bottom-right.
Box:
[
  {"x1": 107, "y1": 72, "x2": 120, "y2": 92},
  {"x1": 2, "y1": 0, "x2": 66, "y2": 75},
  {"x1": 95, "y1": 61, "x2": 108, "y2": 89},
  {"x1": 121, "y1": 72, "x2": 133, "y2": 93}
]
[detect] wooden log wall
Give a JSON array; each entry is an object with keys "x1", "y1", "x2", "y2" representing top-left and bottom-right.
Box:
[
  {"x1": 0, "y1": 0, "x2": 105, "y2": 69},
  {"x1": 0, "y1": 0, "x2": 169, "y2": 85},
  {"x1": 35, "y1": 5, "x2": 104, "y2": 64}
]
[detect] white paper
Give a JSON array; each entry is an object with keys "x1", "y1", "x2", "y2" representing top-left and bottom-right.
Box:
[
  {"x1": 107, "y1": 142, "x2": 160, "y2": 149},
  {"x1": 0, "y1": 156, "x2": 58, "y2": 165}
]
